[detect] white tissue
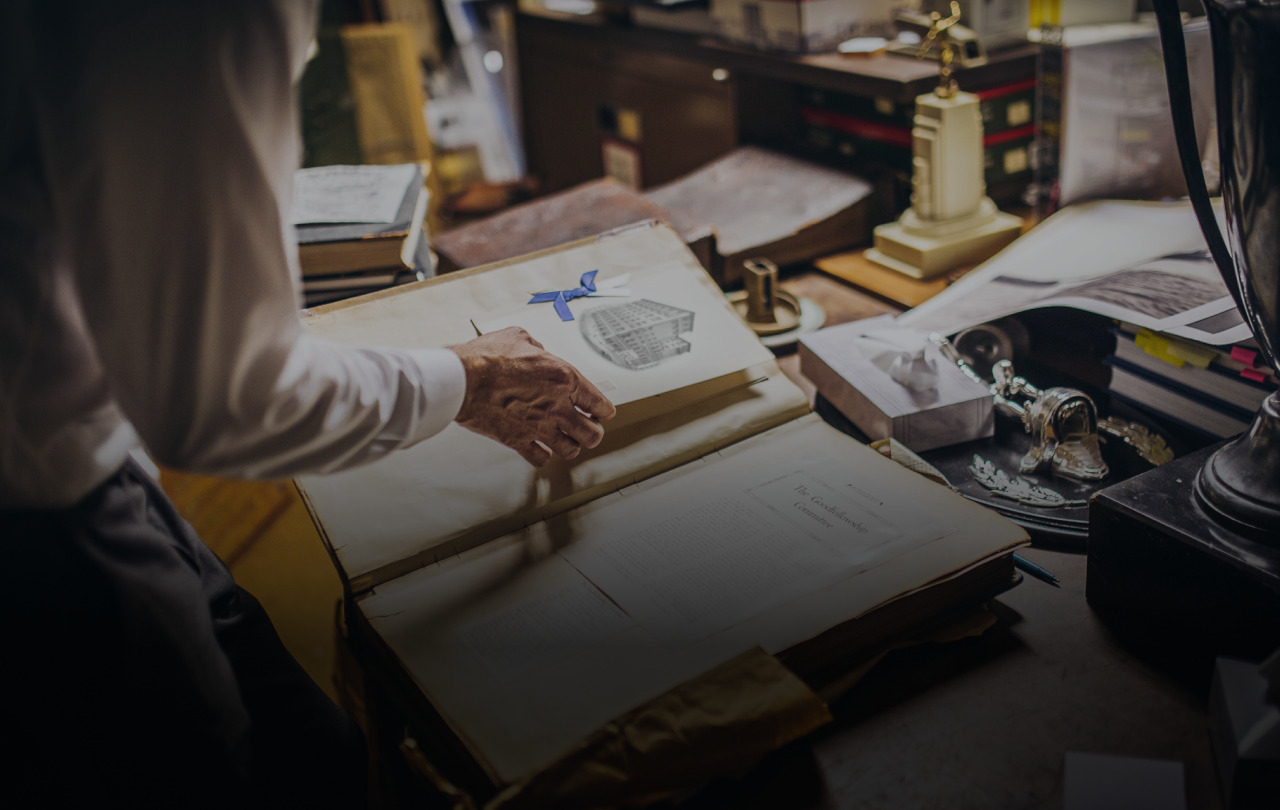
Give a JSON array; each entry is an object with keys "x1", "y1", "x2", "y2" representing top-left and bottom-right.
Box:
[{"x1": 854, "y1": 326, "x2": 940, "y2": 392}]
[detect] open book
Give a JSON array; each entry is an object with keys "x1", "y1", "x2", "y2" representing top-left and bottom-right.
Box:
[{"x1": 295, "y1": 222, "x2": 1028, "y2": 806}]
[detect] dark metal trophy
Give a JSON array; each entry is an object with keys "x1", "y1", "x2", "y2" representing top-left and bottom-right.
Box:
[
  {"x1": 1159, "y1": 0, "x2": 1280, "y2": 533},
  {"x1": 1086, "y1": 0, "x2": 1280, "y2": 672}
]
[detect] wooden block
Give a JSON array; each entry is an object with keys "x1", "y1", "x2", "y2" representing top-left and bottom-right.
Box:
[{"x1": 814, "y1": 249, "x2": 961, "y2": 309}]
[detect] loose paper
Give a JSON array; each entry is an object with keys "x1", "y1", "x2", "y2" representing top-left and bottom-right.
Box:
[
  {"x1": 898, "y1": 200, "x2": 1252, "y2": 347},
  {"x1": 290, "y1": 163, "x2": 419, "y2": 225}
]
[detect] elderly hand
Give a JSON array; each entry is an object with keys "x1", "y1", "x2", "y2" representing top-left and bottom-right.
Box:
[{"x1": 448, "y1": 327, "x2": 617, "y2": 466}]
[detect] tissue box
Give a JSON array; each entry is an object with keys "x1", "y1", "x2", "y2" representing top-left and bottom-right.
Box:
[
  {"x1": 711, "y1": 0, "x2": 897, "y2": 54},
  {"x1": 799, "y1": 318, "x2": 994, "y2": 452}
]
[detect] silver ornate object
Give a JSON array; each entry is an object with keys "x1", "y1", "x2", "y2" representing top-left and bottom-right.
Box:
[
  {"x1": 932, "y1": 334, "x2": 1109, "y2": 481},
  {"x1": 1097, "y1": 417, "x2": 1175, "y2": 468},
  {"x1": 991, "y1": 360, "x2": 1109, "y2": 481},
  {"x1": 968, "y1": 455, "x2": 1088, "y2": 508}
]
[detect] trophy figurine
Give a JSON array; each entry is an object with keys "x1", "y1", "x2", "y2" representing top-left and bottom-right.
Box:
[{"x1": 865, "y1": 2, "x2": 1023, "y2": 280}]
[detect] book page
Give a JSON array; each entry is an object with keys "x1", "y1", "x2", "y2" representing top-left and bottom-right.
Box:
[
  {"x1": 296, "y1": 224, "x2": 800, "y2": 589},
  {"x1": 476, "y1": 260, "x2": 767, "y2": 412},
  {"x1": 361, "y1": 414, "x2": 1026, "y2": 785},
  {"x1": 560, "y1": 452, "x2": 951, "y2": 642},
  {"x1": 453, "y1": 573, "x2": 636, "y2": 676}
]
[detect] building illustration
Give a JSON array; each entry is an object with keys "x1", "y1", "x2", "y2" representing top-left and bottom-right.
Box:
[{"x1": 580, "y1": 299, "x2": 695, "y2": 370}]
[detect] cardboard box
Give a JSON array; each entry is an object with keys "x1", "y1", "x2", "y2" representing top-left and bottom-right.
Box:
[
  {"x1": 1209, "y1": 657, "x2": 1280, "y2": 809},
  {"x1": 1031, "y1": 0, "x2": 1137, "y2": 28},
  {"x1": 711, "y1": 0, "x2": 897, "y2": 54},
  {"x1": 799, "y1": 317, "x2": 995, "y2": 452},
  {"x1": 922, "y1": 0, "x2": 1029, "y2": 51}
]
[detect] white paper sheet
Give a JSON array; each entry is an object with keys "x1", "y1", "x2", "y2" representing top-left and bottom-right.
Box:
[
  {"x1": 898, "y1": 199, "x2": 1253, "y2": 347},
  {"x1": 290, "y1": 163, "x2": 419, "y2": 224}
]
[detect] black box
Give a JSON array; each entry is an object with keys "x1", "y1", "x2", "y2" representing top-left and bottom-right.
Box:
[{"x1": 1087, "y1": 443, "x2": 1280, "y2": 682}]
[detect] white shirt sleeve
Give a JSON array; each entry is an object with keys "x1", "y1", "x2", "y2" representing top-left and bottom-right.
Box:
[{"x1": 32, "y1": 0, "x2": 466, "y2": 479}]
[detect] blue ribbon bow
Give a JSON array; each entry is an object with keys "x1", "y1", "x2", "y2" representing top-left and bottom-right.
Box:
[{"x1": 527, "y1": 270, "x2": 599, "y2": 322}]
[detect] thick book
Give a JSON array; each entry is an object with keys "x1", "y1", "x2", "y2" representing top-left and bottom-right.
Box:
[
  {"x1": 430, "y1": 176, "x2": 718, "y2": 276},
  {"x1": 643, "y1": 145, "x2": 876, "y2": 287},
  {"x1": 1108, "y1": 330, "x2": 1273, "y2": 416},
  {"x1": 293, "y1": 222, "x2": 1028, "y2": 806},
  {"x1": 300, "y1": 224, "x2": 436, "y2": 308},
  {"x1": 293, "y1": 163, "x2": 429, "y2": 277},
  {"x1": 1112, "y1": 325, "x2": 1276, "y2": 393},
  {"x1": 1106, "y1": 364, "x2": 1253, "y2": 440}
]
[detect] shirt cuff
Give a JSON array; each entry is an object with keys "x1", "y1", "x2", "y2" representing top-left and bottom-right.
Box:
[{"x1": 406, "y1": 347, "x2": 467, "y2": 441}]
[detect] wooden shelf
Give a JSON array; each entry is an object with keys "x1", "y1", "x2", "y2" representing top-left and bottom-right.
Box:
[{"x1": 517, "y1": 10, "x2": 1040, "y2": 103}]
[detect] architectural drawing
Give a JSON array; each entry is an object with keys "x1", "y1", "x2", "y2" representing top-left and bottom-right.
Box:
[{"x1": 580, "y1": 299, "x2": 695, "y2": 370}]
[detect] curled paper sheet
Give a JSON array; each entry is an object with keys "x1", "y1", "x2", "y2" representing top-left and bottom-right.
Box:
[{"x1": 854, "y1": 326, "x2": 940, "y2": 392}]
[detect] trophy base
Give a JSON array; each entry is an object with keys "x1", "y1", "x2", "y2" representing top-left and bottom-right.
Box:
[
  {"x1": 865, "y1": 201, "x2": 1022, "y2": 280},
  {"x1": 1088, "y1": 443, "x2": 1280, "y2": 684},
  {"x1": 1195, "y1": 393, "x2": 1280, "y2": 534}
]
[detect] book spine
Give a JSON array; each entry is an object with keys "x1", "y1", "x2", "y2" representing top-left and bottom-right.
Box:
[{"x1": 1106, "y1": 365, "x2": 1253, "y2": 439}]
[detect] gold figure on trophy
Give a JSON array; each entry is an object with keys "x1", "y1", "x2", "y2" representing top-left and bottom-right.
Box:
[{"x1": 919, "y1": 1, "x2": 962, "y2": 99}]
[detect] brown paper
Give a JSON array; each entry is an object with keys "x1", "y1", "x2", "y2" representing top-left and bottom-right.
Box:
[{"x1": 484, "y1": 647, "x2": 832, "y2": 810}]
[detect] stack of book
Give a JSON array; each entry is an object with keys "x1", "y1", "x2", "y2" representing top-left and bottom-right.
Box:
[
  {"x1": 641, "y1": 145, "x2": 875, "y2": 287},
  {"x1": 292, "y1": 163, "x2": 433, "y2": 306},
  {"x1": 1105, "y1": 325, "x2": 1276, "y2": 440}
]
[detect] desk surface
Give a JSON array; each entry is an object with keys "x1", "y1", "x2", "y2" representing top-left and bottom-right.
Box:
[
  {"x1": 679, "y1": 547, "x2": 1220, "y2": 810},
  {"x1": 723, "y1": 267, "x2": 1222, "y2": 809}
]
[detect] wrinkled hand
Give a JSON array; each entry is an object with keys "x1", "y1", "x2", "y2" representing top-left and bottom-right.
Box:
[{"x1": 448, "y1": 327, "x2": 616, "y2": 466}]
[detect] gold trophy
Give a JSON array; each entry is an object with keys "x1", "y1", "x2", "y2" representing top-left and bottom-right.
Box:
[{"x1": 866, "y1": 2, "x2": 1022, "y2": 279}]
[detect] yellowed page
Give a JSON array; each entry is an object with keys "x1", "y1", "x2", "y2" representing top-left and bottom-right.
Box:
[
  {"x1": 295, "y1": 224, "x2": 799, "y2": 589},
  {"x1": 359, "y1": 414, "x2": 1027, "y2": 785},
  {"x1": 474, "y1": 258, "x2": 769, "y2": 426}
]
